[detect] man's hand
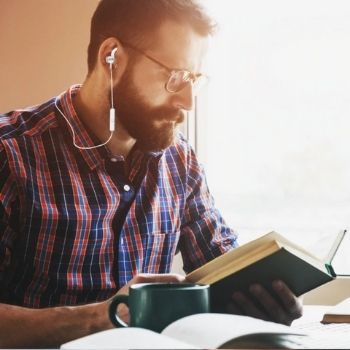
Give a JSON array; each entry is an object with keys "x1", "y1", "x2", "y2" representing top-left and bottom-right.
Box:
[
  {"x1": 108, "y1": 273, "x2": 186, "y2": 324},
  {"x1": 229, "y1": 280, "x2": 303, "y2": 325}
]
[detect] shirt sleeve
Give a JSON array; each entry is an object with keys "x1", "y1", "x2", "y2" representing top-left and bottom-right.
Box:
[
  {"x1": 178, "y1": 145, "x2": 239, "y2": 274},
  {"x1": 0, "y1": 143, "x2": 19, "y2": 276}
]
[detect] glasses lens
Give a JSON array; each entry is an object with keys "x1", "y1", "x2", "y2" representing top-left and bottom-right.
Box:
[
  {"x1": 166, "y1": 71, "x2": 208, "y2": 94},
  {"x1": 166, "y1": 71, "x2": 188, "y2": 93}
]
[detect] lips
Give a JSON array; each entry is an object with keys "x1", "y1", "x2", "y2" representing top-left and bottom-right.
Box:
[{"x1": 166, "y1": 110, "x2": 185, "y2": 123}]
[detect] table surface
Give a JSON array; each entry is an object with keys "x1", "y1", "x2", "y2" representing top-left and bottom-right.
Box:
[
  {"x1": 292, "y1": 305, "x2": 329, "y2": 326},
  {"x1": 290, "y1": 305, "x2": 350, "y2": 348}
]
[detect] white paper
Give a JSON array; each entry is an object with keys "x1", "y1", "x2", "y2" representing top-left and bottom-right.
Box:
[
  {"x1": 162, "y1": 313, "x2": 303, "y2": 349},
  {"x1": 61, "y1": 327, "x2": 197, "y2": 349}
]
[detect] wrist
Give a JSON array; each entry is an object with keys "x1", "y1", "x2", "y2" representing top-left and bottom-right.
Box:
[{"x1": 81, "y1": 300, "x2": 114, "y2": 334}]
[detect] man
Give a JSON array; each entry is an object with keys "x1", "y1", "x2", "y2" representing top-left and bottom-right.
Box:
[{"x1": 0, "y1": 0, "x2": 302, "y2": 347}]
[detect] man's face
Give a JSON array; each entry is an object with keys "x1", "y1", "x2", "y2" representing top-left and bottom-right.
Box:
[
  {"x1": 114, "y1": 61, "x2": 185, "y2": 152},
  {"x1": 114, "y1": 21, "x2": 208, "y2": 152}
]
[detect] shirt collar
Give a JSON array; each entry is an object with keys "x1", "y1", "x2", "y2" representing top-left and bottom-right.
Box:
[
  {"x1": 55, "y1": 85, "x2": 165, "y2": 172},
  {"x1": 55, "y1": 85, "x2": 105, "y2": 171}
]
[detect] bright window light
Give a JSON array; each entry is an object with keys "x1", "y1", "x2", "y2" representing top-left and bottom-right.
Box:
[{"x1": 199, "y1": 0, "x2": 350, "y2": 262}]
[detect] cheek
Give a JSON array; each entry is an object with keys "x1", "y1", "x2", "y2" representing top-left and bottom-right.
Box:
[
  {"x1": 147, "y1": 88, "x2": 168, "y2": 106},
  {"x1": 133, "y1": 64, "x2": 169, "y2": 106}
]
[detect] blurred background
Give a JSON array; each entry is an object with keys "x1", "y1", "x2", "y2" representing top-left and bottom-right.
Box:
[
  {"x1": 0, "y1": 0, "x2": 97, "y2": 111},
  {"x1": 200, "y1": 0, "x2": 350, "y2": 271}
]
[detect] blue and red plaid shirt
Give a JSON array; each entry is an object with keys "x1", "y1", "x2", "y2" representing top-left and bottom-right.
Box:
[{"x1": 0, "y1": 85, "x2": 237, "y2": 308}]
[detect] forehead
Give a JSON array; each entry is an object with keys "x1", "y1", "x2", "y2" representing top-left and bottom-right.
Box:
[{"x1": 148, "y1": 20, "x2": 209, "y2": 72}]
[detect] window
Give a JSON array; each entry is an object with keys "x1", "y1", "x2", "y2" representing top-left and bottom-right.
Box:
[{"x1": 198, "y1": 0, "x2": 350, "y2": 265}]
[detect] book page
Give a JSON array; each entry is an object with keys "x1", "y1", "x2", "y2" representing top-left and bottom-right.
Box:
[
  {"x1": 186, "y1": 231, "x2": 323, "y2": 285},
  {"x1": 161, "y1": 313, "x2": 304, "y2": 349},
  {"x1": 61, "y1": 327, "x2": 197, "y2": 349},
  {"x1": 186, "y1": 233, "x2": 279, "y2": 284}
]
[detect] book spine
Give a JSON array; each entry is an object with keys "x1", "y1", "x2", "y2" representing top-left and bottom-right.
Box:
[{"x1": 325, "y1": 263, "x2": 337, "y2": 277}]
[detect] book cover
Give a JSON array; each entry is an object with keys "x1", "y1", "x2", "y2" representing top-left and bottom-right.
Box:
[{"x1": 186, "y1": 231, "x2": 336, "y2": 310}]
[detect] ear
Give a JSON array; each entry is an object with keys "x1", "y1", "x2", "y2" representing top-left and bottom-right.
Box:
[{"x1": 97, "y1": 37, "x2": 129, "y2": 86}]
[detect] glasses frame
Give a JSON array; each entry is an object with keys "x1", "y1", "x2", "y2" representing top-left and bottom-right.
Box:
[{"x1": 120, "y1": 41, "x2": 207, "y2": 94}]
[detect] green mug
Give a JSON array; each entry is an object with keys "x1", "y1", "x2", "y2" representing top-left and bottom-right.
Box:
[{"x1": 109, "y1": 282, "x2": 210, "y2": 332}]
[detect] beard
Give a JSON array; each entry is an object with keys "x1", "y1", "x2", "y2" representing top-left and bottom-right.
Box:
[{"x1": 113, "y1": 66, "x2": 185, "y2": 152}]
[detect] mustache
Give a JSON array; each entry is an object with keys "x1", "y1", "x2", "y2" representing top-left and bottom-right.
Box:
[{"x1": 152, "y1": 107, "x2": 185, "y2": 123}]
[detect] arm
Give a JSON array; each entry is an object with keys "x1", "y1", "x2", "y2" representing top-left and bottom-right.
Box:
[
  {"x1": 0, "y1": 143, "x2": 107, "y2": 348},
  {"x1": 0, "y1": 300, "x2": 110, "y2": 348},
  {"x1": 0, "y1": 138, "x2": 110, "y2": 348},
  {"x1": 0, "y1": 273, "x2": 184, "y2": 348},
  {"x1": 177, "y1": 144, "x2": 238, "y2": 273},
  {"x1": 0, "y1": 142, "x2": 186, "y2": 347}
]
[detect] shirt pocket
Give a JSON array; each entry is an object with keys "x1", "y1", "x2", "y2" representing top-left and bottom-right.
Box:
[{"x1": 141, "y1": 230, "x2": 180, "y2": 274}]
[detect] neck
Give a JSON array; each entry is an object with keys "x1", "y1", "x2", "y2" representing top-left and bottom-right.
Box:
[{"x1": 73, "y1": 77, "x2": 136, "y2": 158}]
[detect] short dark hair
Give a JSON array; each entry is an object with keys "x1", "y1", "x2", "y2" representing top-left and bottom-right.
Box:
[{"x1": 87, "y1": 0, "x2": 216, "y2": 73}]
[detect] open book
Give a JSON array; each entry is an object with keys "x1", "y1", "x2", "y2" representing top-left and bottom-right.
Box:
[
  {"x1": 61, "y1": 313, "x2": 309, "y2": 349},
  {"x1": 186, "y1": 230, "x2": 346, "y2": 311}
]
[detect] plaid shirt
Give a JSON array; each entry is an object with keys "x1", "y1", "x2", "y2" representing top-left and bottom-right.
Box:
[{"x1": 0, "y1": 85, "x2": 237, "y2": 308}]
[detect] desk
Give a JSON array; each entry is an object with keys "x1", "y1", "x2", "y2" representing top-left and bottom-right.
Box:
[
  {"x1": 292, "y1": 305, "x2": 329, "y2": 326},
  {"x1": 290, "y1": 305, "x2": 350, "y2": 349}
]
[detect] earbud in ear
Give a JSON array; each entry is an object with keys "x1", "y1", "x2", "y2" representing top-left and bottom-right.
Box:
[
  {"x1": 106, "y1": 48, "x2": 118, "y2": 132},
  {"x1": 106, "y1": 48, "x2": 118, "y2": 65}
]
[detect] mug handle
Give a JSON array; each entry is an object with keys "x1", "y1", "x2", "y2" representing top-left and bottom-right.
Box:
[{"x1": 108, "y1": 294, "x2": 129, "y2": 327}]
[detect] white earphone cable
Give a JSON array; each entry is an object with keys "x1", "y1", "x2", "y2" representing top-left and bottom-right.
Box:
[
  {"x1": 54, "y1": 48, "x2": 117, "y2": 150},
  {"x1": 110, "y1": 64, "x2": 114, "y2": 109},
  {"x1": 54, "y1": 98, "x2": 113, "y2": 150}
]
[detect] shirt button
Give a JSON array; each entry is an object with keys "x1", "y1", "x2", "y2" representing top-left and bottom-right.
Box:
[
  {"x1": 123, "y1": 184, "x2": 131, "y2": 192},
  {"x1": 110, "y1": 157, "x2": 118, "y2": 162}
]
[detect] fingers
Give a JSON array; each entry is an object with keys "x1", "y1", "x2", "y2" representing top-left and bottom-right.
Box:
[
  {"x1": 117, "y1": 273, "x2": 186, "y2": 295},
  {"x1": 230, "y1": 281, "x2": 303, "y2": 326},
  {"x1": 225, "y1": 301, "x2": 244, "y2": 316},
  {"x1": 135, "y1": 273, "x2": 186, "y2": 284},
  {"x1": 272, "y1": 280, "x2": 303, "y2": 321},
  {"x1": 249, "y1": 284, "x2": 292, "y2": 325},
  {"x1": 232, "y1": 291, "x2": 269, "y2": 321}
]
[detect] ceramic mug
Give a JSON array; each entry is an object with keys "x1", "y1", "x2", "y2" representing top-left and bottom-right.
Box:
[{"x1": 109, "y1": 282, "x2": 210, "y2": 332}]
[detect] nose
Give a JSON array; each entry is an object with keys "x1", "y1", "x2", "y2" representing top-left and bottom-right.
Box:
[{"x1": 171, "y1": 82, "x2": 194, "y2": 111}]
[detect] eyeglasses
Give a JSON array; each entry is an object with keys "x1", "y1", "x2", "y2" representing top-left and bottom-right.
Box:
[{"x1": 121, "y1": 41, "x2": 208, "y2": 94}]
